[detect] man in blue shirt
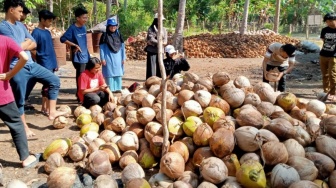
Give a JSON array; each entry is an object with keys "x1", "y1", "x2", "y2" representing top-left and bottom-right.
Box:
[
  {"x1": 60, "y1": 7, "x2": 90, "y2": 102},
  {"x1": 0, "y1": 0, "x2": 66, "y2": 137}
]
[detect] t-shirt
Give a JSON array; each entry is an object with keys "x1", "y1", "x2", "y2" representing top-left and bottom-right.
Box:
[
  {"x1": 78, "y1": 70, "x2": 105, "y2": 102},
  {"x1": 0, "y1": 21, "x2": 35, "y2": 68},
  {"x1": 265, "y1": 42, "x2": 295, "y2": 67},
  {"x1": 320, "y1": 27, "x2": 336, "y2": 57},
  {"x1": 60, "y1": 24, "x2": 89, "y2": 63},
  {"x1": 0, "y1": 36, "x2": 23, "y2": 105},
  {"x1": 163, "y1": 57, "x2": 190, "y2": 78},
  {"x1": 31, "y1": 28, "x2": 58, "y2": 70}
]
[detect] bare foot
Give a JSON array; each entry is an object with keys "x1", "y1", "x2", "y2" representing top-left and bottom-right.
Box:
[
  {"x1": 49, "y1": 110, "x2": 68, "y2": 120},
  {"x1": 25, "y1": 128, "x2": 36, "y2": 138},
  {"x1": 22, "y1": 155, "x2": 38, "y2": 168}
]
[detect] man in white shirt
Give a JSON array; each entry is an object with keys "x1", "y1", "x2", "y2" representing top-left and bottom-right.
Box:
[{"x1": 262, "y1": 42, "x2": 296, "y2": 92}]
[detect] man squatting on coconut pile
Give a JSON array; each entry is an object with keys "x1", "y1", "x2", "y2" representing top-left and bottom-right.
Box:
[{"x1": 262, "y1": 42, "x2": 297, "y2": 92}]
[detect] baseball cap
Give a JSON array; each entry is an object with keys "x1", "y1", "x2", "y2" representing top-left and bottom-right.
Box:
[
  {"x1": 106, "y1": 18, "x2": 118, "y2": 26},
  {"x1": 165, "y1": 45, "x2": 176, "y2": 54}
]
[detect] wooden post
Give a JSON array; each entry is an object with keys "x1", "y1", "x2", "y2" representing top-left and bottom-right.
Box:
[{"x1": 157, "y1": 0, "x2": 169, "y2": 156}]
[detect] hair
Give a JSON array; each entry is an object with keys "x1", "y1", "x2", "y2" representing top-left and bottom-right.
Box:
[
  {"x1": 324, "y1": 13, "x2": 336, "y2": 22},
  {"x1": 74, "y1": 7, "x2": 88, "y2": 17},
  {"x1": 38, "y1": 10, "x2": 56, "y2": 21},
  {"x1": 3, "y1": 0, "x2": 25, "y2": 12},
  {"x1": 86, "y1": 57, "x2": 101, "y2": 71},
  {"x1": 23, "y1": 6, "x2": 30, "y2": 14},
  {"x1": 281, "y1": 44, "x2": 296, "y2": 57}
]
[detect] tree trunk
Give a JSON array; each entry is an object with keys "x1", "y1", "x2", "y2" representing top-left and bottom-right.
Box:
[
  {"x1": 157, "y1": 0, "x2": 169, "y2": 157},
  {"x1": 173, "y1": 0, "x2": 186, "y2": 53},
  {"x1": 240, "y1": 0, "x2": 249, "y2": 34},
  {"x1": 93, "y1": 0, "x2": 97, "y2": 25},
  {"x1": 273, "y1": 0, "x2": 280, "y2": 33},
  {"x1": 124, "y1": 0, "x2": 127, "y2": 10},
  {"x1": 106, "y1": 0, "x2": 111, "y2": 19},
  {"x1": 49, "y1": 0, "x2": 53, "y2": 12}
]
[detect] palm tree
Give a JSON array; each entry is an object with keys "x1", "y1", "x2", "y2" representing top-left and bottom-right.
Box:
[
  {"x1": 240, "y1": 0, "x2": 250, "y2": 34},
  {"x1": 273, "y1": 0, "x2": 280, "y2": 33},
  {"x1": 173, "y1": 0, "x2": 186, "y2": 53}
]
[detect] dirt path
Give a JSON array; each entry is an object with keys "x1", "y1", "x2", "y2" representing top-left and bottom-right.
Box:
[{"x1": 0, "y1": 52, "x2": 321, "y2": 187}]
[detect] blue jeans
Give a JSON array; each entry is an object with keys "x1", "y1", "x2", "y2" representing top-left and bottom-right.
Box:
[
  {"x1": 11, "y1": 63, "x2": 60, "y2": 114},
  {"x1": 0, "y1": 102, "x2": 29, "y2": 161}
]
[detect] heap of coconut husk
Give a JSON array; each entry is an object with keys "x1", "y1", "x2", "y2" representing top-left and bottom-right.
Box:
[
  {"x1": 26, "y1": 22, "x2": 64, "y2": 37},
  {"x1": 28, "y1": 70, "x2": 336, "y2": 188},
  {"x1": 125, "y1": 30, "x2": 301, "y2": 60}
]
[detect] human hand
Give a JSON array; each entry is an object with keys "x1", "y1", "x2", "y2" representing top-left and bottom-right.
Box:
[
  {"x1": 109, "y1": 95, "x2": 115, "y2": 103},
  {"x1": 0, "y1": 73, "x2": 7, "y2": 80},
  {"x1": 99, "y1": 85, "x2": 108, "y2": 91},
  {"x1": 102, "y1": 60, "x2": 106, "y2": 66},
  {"x1": 54, "y1": 67, "x2": 59, "y2": 72},
  {"x1": 73, "y1": 44, "x2": 82, "y2": 53}
]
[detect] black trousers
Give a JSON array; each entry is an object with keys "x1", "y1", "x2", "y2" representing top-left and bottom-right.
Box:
[
  {"x1": 146, "y1": 52, "x2": 161, "y2": 79},
  {"x1": 263, "y1": 64, "x2": 287, "y2": 92},
  {"x1": 82, "y1": 91, "x2": 109, "y2": 109},
  {"x1": 72, "y1": 62, "x2": 87, "y2": 100},
  {"x1": 0, "y1": 102, "x2": 29, "y2": 161}
]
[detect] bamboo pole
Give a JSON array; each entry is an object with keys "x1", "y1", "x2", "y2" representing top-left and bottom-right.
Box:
[{"x1": 157, "y1": 0, "x2": 169, "y2": 156}]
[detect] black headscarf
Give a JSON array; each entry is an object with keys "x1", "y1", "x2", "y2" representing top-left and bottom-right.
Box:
[
  {"x1": 99, "y1": 25, "x2": 124, "y2": 53},
  {"x1": 150, "y1": 18, "x2": 158, "y2": 31}
]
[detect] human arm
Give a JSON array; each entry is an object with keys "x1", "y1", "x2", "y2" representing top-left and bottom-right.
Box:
[
  {"x1": 121, "y1": 43, "x2": 126, "y2": 64},
  {"x1": 147, "y1": 27, "x2": 158, "y2": 45},
  {"x1": 0, "y1": 51, "x2": 28, "y2": 80},
  {"x1": 60, "y1": 26, "x2": 82, "y2": 52},
  {"x1": 99, "y1": 44, "x2": 106, "y2": 66},
  {"x1": 163, "y1": 28, "x2": 168, "y2": 45}
]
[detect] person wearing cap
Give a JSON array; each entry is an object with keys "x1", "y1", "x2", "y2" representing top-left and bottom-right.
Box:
[
  {"x1": 144, "y1": 13, "x2": 168, "y2": 79},
  {"x1": 319, "y1": 13, "x2": 336, "y2": 101},
  {"x1": 163, "y1": 45, "x2": 190, "y2": 78},
  {"x1": 30, "y1": 10, "x2": 59, "y2": 115},
  {"x1": 0, "y1": 0, "x2": 66, "y2": 137},
  {"x1": 60, "y1": 7, "x2": 90, "y2": 102},
  {"x1": 99, "y1": 18, "x2": 126, "y2": 92},
  {"x1": 262, "y1": 42, "x2": 296, "y2": 92}
]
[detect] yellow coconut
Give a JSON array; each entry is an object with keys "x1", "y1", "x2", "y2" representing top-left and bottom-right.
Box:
[
  {"x1": 76, "y1": 113, "x2": 92, "y2": 128},
  {"x1": 80, "y1": 122, "x2": 99, "y2": 137},
  {"x1": 43, "y1": 138, "x2": 72, "y2": 160}
]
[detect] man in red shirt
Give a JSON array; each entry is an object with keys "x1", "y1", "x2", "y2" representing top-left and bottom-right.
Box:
[{"x1": 0, "y1": 35, "x2": 40, "y2": 168}]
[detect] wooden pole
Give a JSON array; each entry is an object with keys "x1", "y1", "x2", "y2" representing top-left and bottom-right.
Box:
[{"x1": 157, "y1": 0, "x2": 169, "y2": 156}]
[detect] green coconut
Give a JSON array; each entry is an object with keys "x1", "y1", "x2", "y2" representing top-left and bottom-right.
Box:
[
  {"x1": 182, "y1": 116, "x2": 203, "y2": 136},
  {"x1": 203, "y1": 107, "x2": 225, "y2": 126},
  {"x1": 168, "y1": 117, "x2": 184, "y2": 139},
  {"x1": 76, "y1": 113, "x2": 92, "y2": 128}
]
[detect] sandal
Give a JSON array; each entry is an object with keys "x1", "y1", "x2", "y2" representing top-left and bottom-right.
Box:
[{"x1": 23, "y1": 153, "x2": 42, "y2": 169}]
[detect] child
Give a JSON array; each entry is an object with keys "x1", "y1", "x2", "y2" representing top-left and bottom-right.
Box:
[
  {"x1": 78, "y1": 57, "x2": 115, "y2": 108},
  {"x1": 0, "y1": 0, "x2": 66, "y2": 137},
  {"x1": 262, "y1": 43, "x2": 296, "y2": 92},
  {"x1": 163, "y1": 45, "x2": 190, "y2": 78},
  {"x1": 0, "y1": 34, "x2": 40, "y2": 168},
  {"x1": 31, "y1": 10, "x2": 58, "y2": 116},
  {"x1": 320, "y1": 13, "x2": 336, "y2": 101},
  {"x1": 60, "y1": 7, "x2": 90, "y2": 102}
]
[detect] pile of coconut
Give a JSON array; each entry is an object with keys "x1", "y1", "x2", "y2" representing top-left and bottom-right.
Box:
[{"x1": 33, "y1": 72, "x2": 336, "y2": 188}]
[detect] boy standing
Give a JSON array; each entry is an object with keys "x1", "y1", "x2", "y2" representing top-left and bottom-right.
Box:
[
  {"x1": 0, "y1": 35, "x2": 40, "y2": 168},
  {"x1": 60, "y1": 7, "x2": 90, "y2": 102},
  {"x1": 320, "y1": 13, "x2": 336, "y2": 101},
  {"x1": 30, "y1": 10, "x2": 58, "y2": 115},
  {"x1": 0, "y1": 0, "x2": 66, "y2": 137},
  {"x1": 262, "y1": 43, "x2": 296, "y2": 92}
]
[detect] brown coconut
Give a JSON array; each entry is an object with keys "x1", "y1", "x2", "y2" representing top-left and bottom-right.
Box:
[
  {"x1": 306, "y1": 152, "x2": 335, "y2": 179},
  {"x1": 44, "y1": 153, "x2": 65, "y2": 174},
  {"x1": 94, "y1": 175, "x2": 118, "y2": 188},
  {"x1": 221, "y1": 88, "x2": 245, "y2": 108},
  {"x1": 87, "y1": 150, "x2": 112, "y2": 177},
  {"x1": 287, "y1": 156, "x2": 318, "y2": 181},
  {"x1": 168, "y1": 141, "x2": 189, "y2": 162},
  {"x1": 256, "y1": 101, "x2": 275, "y2": 116},
  {"x1": 253, "y1": 82, "x2": 277, "y2": 104},
  {"x1": 128, "y1": 122, "x2": 144, "y2": 138},
  {"x1": 234, "y1": 126, "x2": 259, "y2": 152},
  {"x1": 212, "y1": 116, "x2": 235, "y2": 132},
  {"x1": 265, "y1": 118, "x2": 297, "y2": 140},
  {"x1": 137, "y1": 107, "x2": 156, "y2": 125},
  {"x1": 145, "y1": 76, "x2": 161, "y2": 88},
  {"x1": 222, "y1": 154, "x2": 241, "y2": 176},
  {"x1": 132, "y1": 89, "x2": 149, "y2": 105},
  {"x1": 117, "y1": 131, "x2": 139, "y2": 152},
  {"x1": 68, "y1": 142, "x2": 88, "y2": 162},
  {"x1": 53, "y1": 116, "x2": 68, "y2": 129},
  {"x1": 160, "y1": 152, "x2": 185, "y2": 179},
  {"x1": 148, "y1": 84, "x2": 161, "y2": 97},
  {"x1": 144, "y1": 121, "x2": 163, "y2": 143},
  {"x1": 212, "y1": 72, "x2": 230, "y2": 87},
  {"x1": 283, "y1": 139, "x2": 305, "y2": 158},
  {"x1": 181, "y1": 137, "x2": 196, "y2": 157},
  {"x1": 149, "y1": 135, "x2": 164, "y2": 158},
  {"x1": 121, "y1": 163, "x2": 145, "y2": 184},
  {"x1": 113, "y1": 105, "x2": 126, "y2": 119},
  {"x1": 288, "y1": 181, "x2": 320, "y2": 188},
  {"x1": 261, "y1": 141, "x2": 288, "y2": 165},
  {"x1": 177, "y1": 90, "x2": 195, "y2": 106},
  {"x1": 99, "y1": 143, "x2": 121, "y2": 164},
  {"x1": 244, "y1": 93, "x2": 262, "y2": 106},
  {"x1": 236, "y1": 106, "x2": 264, "y2": 129},
  {"x1": 200, "y1": 157, "x2": 228, "y2": 184},
  {"x1": 209, "y1": 128, "x2": 234, "y2": 158},
  {"x1": 193, "y1": 147, "x2": 214, "y2": 166},
  {"x1": 193, "y1": 123, "x2": 213, "y2": 146},
  {"x1": 119, "y1": 150, "x2": 138, "y2": 169},
  {"x1": 47, "y1": 167, "x2": 78, "y2": 188},
  {"x1": 208, "y1": 95, "x2": 230, "y2": 115},
  {"x1": 330, "y1": 170, "x2": 336, "y2": 188},
  {"x1": 316, "y1": 135, "x2": 336, "y2": 162},
  {"x1": 320, "y1": 115, "x2": 336, "y2": 137},
  {"x1": 177, "y1": 171, "x2": 199, "y2": 188}
]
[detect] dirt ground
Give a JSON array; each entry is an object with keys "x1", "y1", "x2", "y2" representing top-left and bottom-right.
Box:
[{"x1": 0, "y1": 51, "x2": 322, "y2": 187}]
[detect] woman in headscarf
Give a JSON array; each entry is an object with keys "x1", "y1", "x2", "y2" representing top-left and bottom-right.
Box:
[
  {"x1": 145, "y1": 13, "x2": 167, "y2": 79},
  {"x1": 99, "y1": 18, "x2": 126, "y2": 92}
]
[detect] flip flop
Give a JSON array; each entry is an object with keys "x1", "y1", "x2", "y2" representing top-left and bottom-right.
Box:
[{"x1": 23, "y1": 153, "x2": 42, "y2": 169}]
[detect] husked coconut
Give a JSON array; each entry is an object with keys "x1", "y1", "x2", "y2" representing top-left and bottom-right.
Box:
[
  {"x1": 156, "y1": 91, "x2": 173, "y2": 104},
  {"x1": 177, "y1": 90, "x2": 195, "y2": 106},
  {"x1": 90, "y1": 105, "x2": 103, "y2": 118},
  {"x1": 93, "y1": 113, "x2": 105, "y2": 125},
  {"x1": 68, "y1": 142, "x2": 88, "y2": 162},
  {"x1": 261, "y1": 141, "x2": 288, "y2": 165},
  {"x1": 234, "y1": 126, "x2": 259, "y2": 152},
  {"x1": 137, "y1": 107, "x2": 156, "y2": 125},
  {"x1": 149, "y1": 84, "x2": 161, "y2": 97},
  {"x1": 209, "y1": 128, "x2": 234, "y2": 158},
  {"x1": 148, "y1": 172, "x2": 174, "y2": 188},
  {"x1": 271, "y1": 163, "x2": 300, "y2": 188},
  {"x1": 306, "y1": 99, "x2": 326, "y2": 117},
  {"x1": 156, "y1": 109, "x2": 173, "y2": 124},
  {"x1": 44, "y1": 153, "x2": 65, "y2": 174},
  {"x1": 103, "y1": 102, "x2": 116, "y2": 112},
  {"x1": 305, "y1": 152, "x2": 335, "y2": 179},
  {"x1": 145, "y1": 76, "x2": 161, "y2": 88},
  {"x1": 113, "y1": 105, "x2": 126, "y2": 119},
  {"x1": 193, "y1": 147, "x2": 214, "y2": 166},
  {"x1": 99, "y1": 130, "x2": 116, "y2": 143},
  {"x1": 119, "y1": 150, "x2": 138, "y2": 169},
  {"x1": 87, "y1": 150, "x2": 112, "y2": 177},
  {"x1": 168, "y1": 141, "x2": 189, "y2": 162},
  {"x1": 167, "y1": 96, "x2": 179, "y2": 111},
  {"x1": 144, "y1": 121, "x2": 163, "y2": 142},
  {"x1": 222, "y1": 88, "x2": 245, "y2": 108},
  {"x1": 160, "y1": 152, "x2": 185, "y2": 179},
  {"x1": 287, "y1": 156, "x2": 318, "y2": 181},
  {"x1": 74, "y1": 106, "x2": 88, "y2": 118},
  {"x1": 283, "y1": 139, "x2": 305, "y2": 158},
  {"x1": 121, "y1": 163, "x2": 145, "y2": 184},
  {"x1": 181, "y1": 100, "x2": 203, "y2": 118},
  {"x1": 53, "y1": 116, "x2": 68, "y2": 129},
  {"x1": 142, "y1": 94, "x2": 156, "y2": 107},
  {"x1": 244, "y1": 93, "x2": 262, "y2": 106},
  {"x1": 128, "y1": 122, "x2": 144, "y2": 138},
  {"x1": 193, "y1": 123, "x2": 213, "y2": 146},
  {"x1": 183, "y1": 72, "x2": 199, "y2": 83},
  {"x1": 212, "y1": 72, "x2": 230, "y2": 87},
  {"x1": 57, "y1": 105, "x2": 72, "y2": 117},
  {"x1": 47, "y1": 167, "x2": 79, "y2": 188},
  {"x1": 177, "y1": 171, "x2": 199, "y2": 188},
  {"x1": 236, "y1": 106, "x2": 264, "y2": 129},
  {"x1": 132, "y1": 89, "x2": 148, "y2": 105},
  {"x1": 99, "y1": 143, "x2": 121, "y2": 164},
  {"x1": 316, "y1": 135, "x2": 336, "y2": 162},
  {"x1": 127, "y1": 178, "x2": 151, "y2": 188},
  {"x1": 194, "y1": 90, "x2": 211, "y2": 108},
  {"x1": 239, "y1": 153, "x2": 260, "y2": 164},
  {"x1": 253, "y1": 82, "x2": 277, "y2": 104},
  {"x1": 209, "y1": 95, "x2": 230, "y2": 115},
  {"x1": 234, "y1": 75, "x2": 251, "y2": 88},
  {"x1": 117, "y1": 131, "x2": 139, "y2": 152},
  {"x1": 222, "y1": 154, "x2": 240, "y2": 177},
  {"x1": 126, "y1": 110, "x2": 138, "y2": 126},
  {"x1": 200, "y1": 157, "x2": 228, "y2": 184},
  {"x1": 288, "y1": 180, "x2": 320, "y2": 188},
  {"x1": 94, "y1": 175, "x2": 118, "y2": 188}
]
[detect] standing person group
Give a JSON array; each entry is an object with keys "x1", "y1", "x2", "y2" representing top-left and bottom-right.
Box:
[
  {"x1": 0, "y1": 0, "x2": 66, "y2": 137},
  {"x1": 99, "y1": 18, "x2": 126, "y2": 92},
  {"x1": 262, "y1": 42, "x2": 296, "y2": 92},
  {"x1": 145, "y1": 13, "x2": 168, "y2": 79},
  {"x1": 60, "y1": 7, "x2": 90, "y2": 102},
  {"x1": 320, "y1": 13, "x2": 336, "y2": 101}
]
